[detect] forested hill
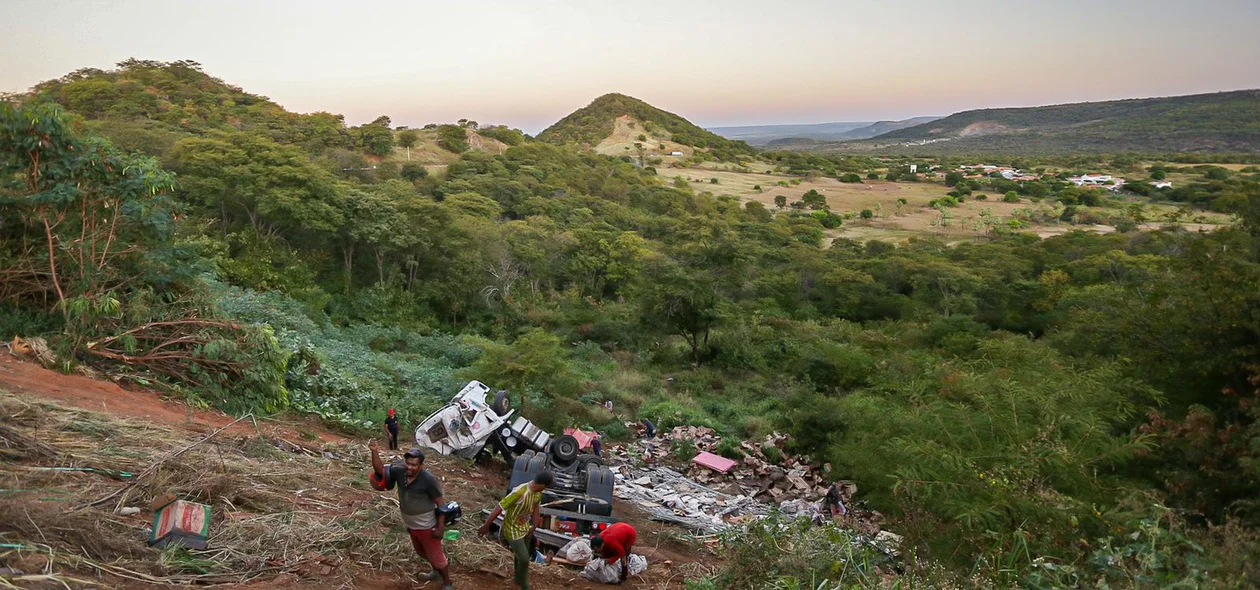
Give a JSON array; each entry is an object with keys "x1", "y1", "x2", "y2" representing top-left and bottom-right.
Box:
[
  {"x1": 538, "y1": 93, "x2": 756, "y2": 160},
  {"x1": 865, "y1": 89, "x2": 1260, "y2": 154},
  {"x1": 23, "y1": 59, "x2": 370, "y2": 157}
]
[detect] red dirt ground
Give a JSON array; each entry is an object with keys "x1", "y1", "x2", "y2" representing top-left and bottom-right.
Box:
[
  {"x1": 0, "y1": 355, "x2": 706, "y2": 589},
  {"x1": 0, "y1": 355, "x2": 348, "y2": 444}
]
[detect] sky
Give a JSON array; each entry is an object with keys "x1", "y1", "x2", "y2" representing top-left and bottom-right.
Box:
[{"x1": 3, "y1": 0, "x2": 1259, "y2": 134}]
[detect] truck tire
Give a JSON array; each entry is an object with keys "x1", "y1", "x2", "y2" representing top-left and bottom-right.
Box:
[
  {"x1": 551, "y1": 435, "x2": 580, "y2": 464},
  {"x1": 509, "y1": 450, "x2": 540, "y2": 490},
  {"x1": 492, "y1": 391, "x2": 511, "y2": 416},
  {"x1": 585, "y1": 465, "x2": 615, "y2": 516},
  {"x1": 578, "y1": 454, "x2": 606, "y2": 467}
]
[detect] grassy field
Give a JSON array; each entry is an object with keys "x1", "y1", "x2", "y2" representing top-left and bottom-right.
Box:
[
  {"x1": 385, "y1": 127, "x2": 508, "y2": 170},
  {"x1": 660, "y1": 162, "x2": 1233, "y2": 245}
]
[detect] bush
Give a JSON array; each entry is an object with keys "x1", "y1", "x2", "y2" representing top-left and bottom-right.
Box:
[
  {"x1": 1003, "y1": 191, "x2": 1020, "y2": 203},
  {"x1": 859, "y1": 209, "x2": 874, "y2": 219},
  {"x1": 437, "y1": 124, "x2": 469, "y2": 153},
  {"x1": 710, "y1": 177, "x2": 719, "y2": 184},
  {"x1": 700, "y1": 515, "x2": 905, "y2": 589},
  {"x1": 867, "y1": 172, "x2": 879, "y2": 179},
  {"x1": 400, "y1": 162, "x2": 428, "y2": 182},
  {"x1": 715, "y1": 437, "x2": 745, "y2": 460},
  {"x1": 838, "y1": 173, "x2": 863, "y2": 183},
  {"x1": 670, "y1": 438, "x2": 698, "y2": 462}
]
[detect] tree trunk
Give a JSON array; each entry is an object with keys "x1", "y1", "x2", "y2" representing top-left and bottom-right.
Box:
[
  {"x1": 342, "y1": 243, "x2": 355, "y2": 295},
  {"x1": 373, "y1": 247, "x2": 385, "y2": 284}
]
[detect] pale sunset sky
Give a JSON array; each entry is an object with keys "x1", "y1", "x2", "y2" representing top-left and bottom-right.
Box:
[{"x1": 3, "y1": 0, "x2": 1258, "y2": 133}]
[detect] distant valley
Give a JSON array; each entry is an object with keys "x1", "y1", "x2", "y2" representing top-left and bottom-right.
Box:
[{"x1": 708, "y1": 117, "x2": 940, "y2": 145}]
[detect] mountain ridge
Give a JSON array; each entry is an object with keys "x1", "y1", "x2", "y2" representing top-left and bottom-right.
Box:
[
  {"x1": 709, "y1": 116, "x2": 940, "y2": 145},
  {"x1": 856, "y1": 89, "x2": 1260, "y2": 153}
]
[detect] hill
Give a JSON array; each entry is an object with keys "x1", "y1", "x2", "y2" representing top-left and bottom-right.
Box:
[
  {"x1": 17, "y1": 59, "x2": 519, "y2": 179},
  {"x1": 538, "y1": 93, "x2": 755, "y2": 160},
  {"x1": 709, "y1": 117, "x2": 939, "y2": 145},
  {"x1": 853, "y1": 90, "x2": 1260, "y2": 154},
  {"x1": 707, "y1": 121, "x2": 874, "y2": 145},
  {"x1": 842, "y1": 116, "x2": 941, "y2": 139}
]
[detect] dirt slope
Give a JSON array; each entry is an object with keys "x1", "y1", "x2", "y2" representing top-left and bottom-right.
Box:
[
  {"x1": 0, "y1": 356, "x2": 709, "y2": 589},
  {"x1": 594, "y1": 115, "x2": 692, "y2": 160}
]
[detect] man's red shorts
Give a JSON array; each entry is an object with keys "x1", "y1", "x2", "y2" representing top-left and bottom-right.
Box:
[{"x1": 407, "y1": 527, "x2": 449, "y2": 569}]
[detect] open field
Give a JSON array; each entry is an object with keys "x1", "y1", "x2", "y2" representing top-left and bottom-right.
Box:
[{"x1": 661, "y1": 163, "x2": 1233, "y2": 245}]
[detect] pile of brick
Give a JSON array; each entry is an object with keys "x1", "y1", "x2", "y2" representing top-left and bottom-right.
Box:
[{"x1": 610, "y1": 425, "x2": 884, "y2": 535}]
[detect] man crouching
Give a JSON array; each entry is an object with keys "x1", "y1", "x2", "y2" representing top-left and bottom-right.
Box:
[{"x1": 369, "y1": 441, "x2": 453, "y2": 589}]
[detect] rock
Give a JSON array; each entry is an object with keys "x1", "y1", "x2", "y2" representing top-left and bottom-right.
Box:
[{"x1": 117, "y1": 506, "x2": 141, "y2": 516}]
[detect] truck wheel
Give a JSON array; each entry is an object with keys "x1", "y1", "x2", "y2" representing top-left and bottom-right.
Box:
[
  {"x1": 509, "y1": 450, "x2": 539, "y2": 490},
  {"x1": 492, "y1": 390, "x2": 511, "y2": 416},
  {"x1": 551, "y1": 434, "x2": 580, "y2": 464},
  {"x1": 585, "y1": 465, "x2": 615, "y2": 515}
]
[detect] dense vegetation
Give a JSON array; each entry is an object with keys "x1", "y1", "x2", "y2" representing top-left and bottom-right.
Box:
[
  {"x1": 538, "y1": 92, "x2": 755, "y2": 161},
  {"x1": 804, "y1": 90, "x2": 1260, "y2": 155},
  {"x1": 4, "y1": 61, "x2": 1260, "y2": 587}
]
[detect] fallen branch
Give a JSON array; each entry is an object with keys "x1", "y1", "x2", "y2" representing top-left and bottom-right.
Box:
[{"x1": 75, "y1": 413, "x2": 252, "y2": 511}]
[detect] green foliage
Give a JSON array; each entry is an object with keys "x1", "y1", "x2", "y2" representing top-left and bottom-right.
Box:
[
  {"x1": 437, "y1": 124, "x2": 469, "y2": 153},
  {"x1": 838, "y1": 173, "x2": 863, "y2": 183},
  {"x1": 699, "y1": 515, "x2": 910, "y2": 590},
  {"x1": 1003, "y1": 191, "x2": 1020, "y2": 203},
  {"x1": 396, "y1": 129, "x2": 418, "y2": 149},
  {"x1": 354, "y1": 118, "x2": 394, "y2": 156},
  {"x1": 801, "y1": 189, "x2": 827, "y2": 210},
  {"x1": 400, "y1": 162, "x2": 428, "y2": 182},
  {"x1": 468, "y1": 329, "x2": 575, "y2": 413}
]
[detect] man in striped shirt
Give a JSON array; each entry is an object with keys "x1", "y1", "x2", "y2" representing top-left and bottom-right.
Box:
[{"x1": 479, "y1": 471, "x2": 553, "y2": 590}]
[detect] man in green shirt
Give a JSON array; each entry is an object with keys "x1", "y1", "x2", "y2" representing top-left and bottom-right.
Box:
[{"x1": 479, "y1": 471, "x2": 553, "y2": 590}]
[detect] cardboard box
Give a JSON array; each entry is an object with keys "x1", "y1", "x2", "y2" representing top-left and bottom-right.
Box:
[{"x1": 149, "y1": 500, "x2": 211, "y2": 550}]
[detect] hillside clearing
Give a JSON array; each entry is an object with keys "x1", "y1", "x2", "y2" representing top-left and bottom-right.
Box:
[{"x1": 0, "y1": 357, "x2": 709, "y2": 590}]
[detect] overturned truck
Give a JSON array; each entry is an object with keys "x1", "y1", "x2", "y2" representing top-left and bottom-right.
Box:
[{"x1": 416, "y1": 381, "x2": 617, "y2": 541}]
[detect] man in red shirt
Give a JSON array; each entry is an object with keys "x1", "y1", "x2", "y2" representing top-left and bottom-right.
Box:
[{"x1": 590, "y1": 522, "x2": 637, "y2": 583}]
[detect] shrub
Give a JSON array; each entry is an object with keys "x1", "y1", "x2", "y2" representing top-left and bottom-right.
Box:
[
  {"x1": 714, "y1": 437, "x2": 745, "y2": 460},
  {"x1": 860, "y1": 209, "x2": 874, "y2": 219},
  {"x1": 1003, "y1": 191, "x2": 1020, "y2": 203},
  {"x1": 838, "y1": 173, "x2": 863, "y2": 183}
]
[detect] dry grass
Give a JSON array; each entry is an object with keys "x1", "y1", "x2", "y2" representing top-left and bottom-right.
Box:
[
  {"x1": 595, "y1": 115, "x2": 692, "y2": 160},
  {"x1": 0, "y1": 391, "x2": 421, "y2": 587},
  {"x1": 0, "y1": 388, "x2": 706, "y2": 589}
]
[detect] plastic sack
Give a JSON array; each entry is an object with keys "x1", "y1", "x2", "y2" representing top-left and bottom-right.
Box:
[
  {"x1": 627, "y1": 554, "x2": 647, "y2": 576},
  {"x1": 580, "y1": 554, "x2": 648, "y2": 584},
  {"x1": 558, "y1": 537, "x2": 593, "y2": 563},
  {"x1": 580, "y1": 559, "x2": 622, "y2": 584}
]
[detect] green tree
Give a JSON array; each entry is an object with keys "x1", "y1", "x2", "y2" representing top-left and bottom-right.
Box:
[
  {"x1": 355, "y1": 117, "x2": 395, "y2": 156},
  {"x1": 471, "y1": 329, "x2": 573, "y2": 409},
  {"x1": 400, "y1": 162, "x2": 428, "y2": 183},
  {"x1": 437, "y1": 124, "x2": 469, "y2": 153},
  {"x1": 945, "y1": 171, "x2": 964, "y2": 187},
  {"x1": 774, "y1": 194, "x2": 787, "y2": 209},
  {"x1": 397, "y1": 129, "x2": 418, "y2": 160}
]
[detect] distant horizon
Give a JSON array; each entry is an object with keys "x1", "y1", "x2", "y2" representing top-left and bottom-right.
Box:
[{"x1": 3, "y1": 0, "x2": 1258, "y2": 135}]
